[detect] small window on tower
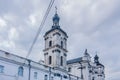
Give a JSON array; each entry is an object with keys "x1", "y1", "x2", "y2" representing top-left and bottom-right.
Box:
[
  {"x1": 49, "y1": 41, "x2": 52, "y2": 47},
  {"x1": 60, "y1": 56, "x2": 63, "y2": 66},
  {"x1": 49, "y1": 56, "x2": 52, "y2": 64}
]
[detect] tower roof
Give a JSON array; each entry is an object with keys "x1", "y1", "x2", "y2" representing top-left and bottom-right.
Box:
[
  {"x1": 67, "y1": 57, "x2": 82, "y2": 64},
  {"x1": 94, "y1": 54, "x2": 99, "y2": 60},
  {"x1": 52, "y1": 7, "x2": 60, "y2": 28},
  {"x1": 44, "y1": 27, "x2": 68, "y2": 37},
  {"x1": 94, "y1": 54, "x2": 99, "y2": 63},
  {"x1": 94, "y1": 54, "x2": 104, "y2": 67},
  {"x1": 44, "y1": 9, "x2": 68, "y2": 37},
  {"x1": 52, "y1": 13, "x2": 60, "y2": 28}
]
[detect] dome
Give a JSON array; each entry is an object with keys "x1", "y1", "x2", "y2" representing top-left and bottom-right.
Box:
[
  {"x1": 52, "y1": 13, "x2": 60, "y2": 27},
  {"x1": 94, "y1": 54, "x2": 99, "y2": 60},
  {"x1": 53, "y1": 13, "x2": 60, "y2": 21}
]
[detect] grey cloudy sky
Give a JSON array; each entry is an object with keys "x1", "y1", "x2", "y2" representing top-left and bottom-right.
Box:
[{"x1": 0, "y1": 0, "x2": 120, "y2": 80}]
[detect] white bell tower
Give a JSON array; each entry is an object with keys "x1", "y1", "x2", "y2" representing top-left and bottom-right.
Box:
[{"x1": 43, "y1": 10, "x2": 68, "y2": 70}]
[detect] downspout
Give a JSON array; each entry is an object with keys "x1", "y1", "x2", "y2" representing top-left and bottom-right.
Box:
[
  {"x1": 69, "y1": 74, "x2": 71, "y2": 80},
  {"x1": 77, "y1": 76, "x2": 79, "y2": 80},
  {"x1": 28, "y1": 60, "x2": 31, "y2": 80},
  {"x1": 49, "y1": 67, "x2": 51, "y2": 80},
  {"x1": 61, "y1": 75, "x2": 62, "y2": 80},
  {"x1": 78, "y1": 62, "x2": 84, "y2": 80}
]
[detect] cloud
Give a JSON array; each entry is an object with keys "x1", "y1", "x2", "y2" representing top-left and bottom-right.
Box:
[
  {"x1": 29, "y1": 14, "x2": 37, "y2": 26},
  {"x1": 8, "y1": 27, "x2": 19, "y2": 41},
  {"x1": 0, "y1": 17, "x2": 7, "y2": 28},
  {"x1": 0, "y1": 0, "x2": 120, "y2": 80},
  {"x1": 27, "y1": 11, "x2": 43, "y2": 27},
  {"x1": 59, "y1": 0, "x2": 120, "y2": 80},
  {"x1": 0, "y1": 41, "x2": 15, "y2": 48}
]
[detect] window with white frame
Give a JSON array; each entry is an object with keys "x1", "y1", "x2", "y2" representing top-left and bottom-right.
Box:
[
  {"x1": 18, "y1": 66, "x2": 24, "y2": 76},
  {"x1": 0, "y1": 65, "x2": 4, "y2": 73},
  {"x1": 45, "y1": 75, "x2": 48, "y2": 80},
  {"x1": 51, "y1": 76, "x2": 54, "y2": 80},
  {"x1": 34, "y1": 72, "x2": 38, "y2": 79}
]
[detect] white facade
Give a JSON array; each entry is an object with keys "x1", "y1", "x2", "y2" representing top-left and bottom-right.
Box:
[
  {"x1": 0, "y1": 12, "x2": 105, "y2": 80},
  {"x1": 67, "y1": 50, "x2": 105, "y2": 80}
]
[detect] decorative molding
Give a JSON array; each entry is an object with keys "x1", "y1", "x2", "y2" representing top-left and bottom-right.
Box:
[
  {"x1": 53, "y1": 32, "x2": 61, "y2": 36},
  {"x1": 43, "y1": 44, "x2": 68, "y2": 52}
]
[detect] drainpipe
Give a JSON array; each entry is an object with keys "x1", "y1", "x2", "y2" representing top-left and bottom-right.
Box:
[
  {"x1": 78, "y1": 62, "x2": 84, "y2": 80},
  {"x1": 77, "y1": 76, "x2": 79, "y2": 80},
  {"x1": 61, "y1": 75, "x2": 62, "y2": 80},
  {"x1": 69, "y1": 74, "x2": 71, "y2": 80},
  {"x1": 28, "y1": 60, "x2": 31, "y2": 80},
  {"x1": 49, "y1": 67, "x2": 51, "y2": 80}
]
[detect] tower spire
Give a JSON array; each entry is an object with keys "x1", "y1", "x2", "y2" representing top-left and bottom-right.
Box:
[
  {"x1": 44, "y1": 7, "x2": 68, "y2": 69},
  {"x1": 52, "y1": 7, "x2": 60, "y2": 28},
  {"x1": 55, "y1": 6, "x2": 57, "y2": 14},
  {"x1": 94, "y1": 54, "x2": 99, "y2": 63}
]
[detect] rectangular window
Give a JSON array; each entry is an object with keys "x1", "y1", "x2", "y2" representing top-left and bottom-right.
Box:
[
  {"x1": 34, "y1": 72, "x2": 37, "y2": 79},
  {"x1": 0, "y1": 65, "x2": 4, "y2": 73},
  {"x1": 49, "y1": 56, "x2": 52, "y2": 65},
  {"x1": 51, "y1": 76, "x2": 54, "y2": 80},
  {"x1": 45, "y1": 75, "x2": 48, "y2": 80}
]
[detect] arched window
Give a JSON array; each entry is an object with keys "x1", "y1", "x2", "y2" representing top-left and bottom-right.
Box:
[
  {"x1": 18, "y1": 66, "x2": 24, "y2": 76},
  {"x1": 49, "y1": 56, "x2": 52, "y2": 64},
  {"x1": 61, "y1": 41, "x2": 63, "y2": 48},
  {"x1": 44, "y1": 75, "x2": 48, "y2": 80},
  {"x1": 92, "y1": 77, "x2": 94, "y2": 80},
  {"x1": 60, "y1": 56, "x2": 63, "y2": 66},
  {"x1": 49, "y1": 41, "x2": 52, "y2": 47}
]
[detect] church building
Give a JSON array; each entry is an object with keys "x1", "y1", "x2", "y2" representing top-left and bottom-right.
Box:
[{"x1": 0, "y1": 11, "x2": 105, "y2": 80}]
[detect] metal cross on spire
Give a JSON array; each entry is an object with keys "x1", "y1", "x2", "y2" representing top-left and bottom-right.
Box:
[{"x1": 55, "y1": 6, "x2": 57, "y2": 14}]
